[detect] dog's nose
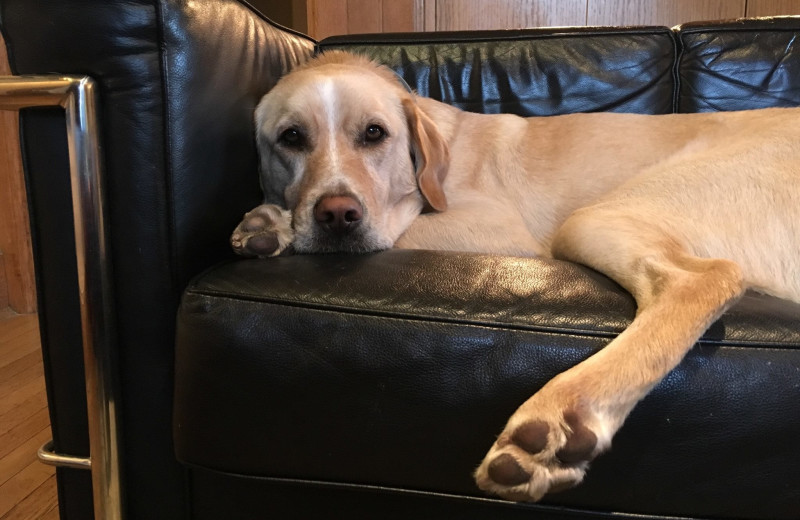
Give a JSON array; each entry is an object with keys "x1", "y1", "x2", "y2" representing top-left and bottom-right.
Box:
[{"x1": 314, "y1": 195, "x2": 363, "y2": 234}]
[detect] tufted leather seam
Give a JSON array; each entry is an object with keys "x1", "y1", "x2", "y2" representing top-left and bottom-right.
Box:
[
  {"x1": 182, "y1": 466, "x2": 702, "y2": 520},
  {"x1": 320, "y1": 27, "x2": 675, "y2": 47},
  {"x1": 183, "y1": 289, "x2": 625, "y2": 338},
  {"x1": 154, "y1": 0, "x2": 181, "y2": 299},
  {"x1": 181, "y1": 290, "x2": 800, "y2": 349}
]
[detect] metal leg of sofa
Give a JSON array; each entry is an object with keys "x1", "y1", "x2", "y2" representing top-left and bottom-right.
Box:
[{"x1": 0, "y1": 76, "x2": 124, "y2": 520}]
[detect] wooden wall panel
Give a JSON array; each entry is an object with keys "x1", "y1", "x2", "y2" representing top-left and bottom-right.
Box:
[
  {"x1": 0, "y1": 33, "x2": 37, "y2": 314},
  {"x1": 436, "y1": 0, "x2": 586, "y2": 31},
  {"x1": 305, "y1": 0, "x2": 800, "y2": 39},
  {"x1": 0, "y1": 254, "x2": 7, "y2": 310},
  {"x1": 424, "y1": 0, "x2": 437, "y2": 31},
  {"x1": 348, "y1": 0, "x2": 382, "y2": 34},
  {"x1": 308, "y1": 0, "x2": 420, "y2": 39},
  {"x1": 307, "y1": 0, "x2": 347, "y2": 40},
  {"x1": 383, "y1": 0, "x2": 423, "y2": 32},
  {"x1": 746, "y1": 0, "x2": 800, "y2": 16},
  {"x1": 587, "y1": 0, "x2": 745, "y2": 27},
  {"x1": 291, "y1": 0, "x2": 309, "y2": 34}
]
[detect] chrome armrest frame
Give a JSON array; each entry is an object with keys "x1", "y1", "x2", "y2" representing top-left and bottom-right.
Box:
[{"x1": 0, "y1": 75, "x2": 123, "y2": 520}]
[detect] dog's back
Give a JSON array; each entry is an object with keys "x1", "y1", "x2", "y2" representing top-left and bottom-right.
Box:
[{"x1": 402, "y1": 99, "x2": 800, "y2": 304}]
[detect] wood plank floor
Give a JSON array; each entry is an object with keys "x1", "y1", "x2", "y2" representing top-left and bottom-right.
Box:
[{"x1": 0, "y1": 310, "x2": 59, "y2": 519}]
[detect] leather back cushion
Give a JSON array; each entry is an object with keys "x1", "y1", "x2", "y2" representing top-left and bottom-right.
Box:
[
  {"x1": 678, "y1": 18, "x2": 800, "y2": 111},
  {"x1": 323, "y1": 18, "x2": 800, "y2": 115},
  {"x1": 321, "y1": 27, "x2": 678, "y2": 115}
]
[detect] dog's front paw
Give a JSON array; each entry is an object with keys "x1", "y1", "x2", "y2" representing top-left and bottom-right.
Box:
[
  {"x1": 231, "y1": 204, "x2": 293, "y2": 258},
  {"x1": 474, "y1": 385, "x2": 611, "y2": 502}
]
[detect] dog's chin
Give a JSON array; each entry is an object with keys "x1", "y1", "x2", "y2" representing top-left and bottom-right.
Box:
[{"x1": 292, "y1": 229, "x2": 393, "y2": 254}]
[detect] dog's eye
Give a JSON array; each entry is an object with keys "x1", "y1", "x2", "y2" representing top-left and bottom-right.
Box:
[
  {"x1": 279, "y1": 127, "x2": 305, "y2": 149},
  {"x1": 364, "y1": 124, "x2": 386, "y2": 144}
]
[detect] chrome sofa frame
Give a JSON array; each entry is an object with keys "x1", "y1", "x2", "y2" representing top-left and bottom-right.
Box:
[{"x1": 0, "y1": 75, "x2": 123, "y2": 520}]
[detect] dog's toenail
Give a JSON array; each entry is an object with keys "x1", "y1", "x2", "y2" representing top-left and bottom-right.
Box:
[
  {"x1": 511, "y1": 420, "x2": 550, "y2": 454},
  {"x1": 487, "y1": 454, "x2": 531, "y2": 486},
  {"x1": 556, "y1": 410, "x2": 597, "y2": 464}
]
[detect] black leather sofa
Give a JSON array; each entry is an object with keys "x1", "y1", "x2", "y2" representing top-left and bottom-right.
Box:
[{"x1": 2, "y1": 1, "x2": 799, "y2": 519}]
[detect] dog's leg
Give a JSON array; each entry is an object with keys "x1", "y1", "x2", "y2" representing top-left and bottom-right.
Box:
[
  {"x1": 230, "y1": 204, "x2": 294, "y2": 257},
  {"x1": 474, "y1": 211, "x2": 745, "y2": 501}
]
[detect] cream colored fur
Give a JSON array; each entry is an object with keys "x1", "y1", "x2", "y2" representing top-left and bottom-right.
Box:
[{"x1": 231, "y1": 51, "x2": 800, "y2": 502}]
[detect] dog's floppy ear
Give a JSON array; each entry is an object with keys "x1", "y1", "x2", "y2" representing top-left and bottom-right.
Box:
[{"x1": 402, "y1": 98, "x2": 449, "y2": 212}]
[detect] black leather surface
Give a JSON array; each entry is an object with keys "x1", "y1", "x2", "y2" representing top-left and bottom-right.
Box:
[
  {"x1": 322, "y1": 27, "x2": 678, "y2": 115},
  {"x1": 678, "y1": 18, "x2": 800, "y2": 111},
  {"x1": 187, "y1": 467, "x2": 697, "y2": 520},
  {"x1": 18, "y1": 109, "x2": 93, "y2": 520},
  {"x1": 0, "y1": 1, "x2": 313, "y2": 519},
  {"x1": 4, "y1": 3, "x2": 800, "y2": 519},
  {"x1": 175, "y1": 252, "x2": 800, "y2": 519}
]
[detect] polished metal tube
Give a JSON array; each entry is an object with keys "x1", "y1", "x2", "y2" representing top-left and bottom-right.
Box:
[
  {"x1": 64, "y1": 76, "x2": 124, "y2": 520},
  {"x1": 0, "y1": 75, "x2": 75, "y2": 108},
  {"x1": 38, "y1": 440, "x2": 92, "y2": 470},
  {"x1": 0, "y1": 75, "x2": 124, "y2": 520}
]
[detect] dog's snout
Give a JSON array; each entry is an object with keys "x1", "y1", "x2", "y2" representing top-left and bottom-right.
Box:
[{"x1": 314, "y1": 195, "x2": 363, "y2": 234}]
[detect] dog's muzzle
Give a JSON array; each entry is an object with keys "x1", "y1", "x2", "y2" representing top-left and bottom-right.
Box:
[
  {"x1": 313, "y1": 195, "x2": 363, "y2": 235},
  {"x1": 294, "y1": 194, "x2": 385, "y2": 254}
]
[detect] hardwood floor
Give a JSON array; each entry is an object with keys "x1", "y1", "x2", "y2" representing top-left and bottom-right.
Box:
[{"x1": 0, "y1": 310, "x2": 59, "y2": 519}]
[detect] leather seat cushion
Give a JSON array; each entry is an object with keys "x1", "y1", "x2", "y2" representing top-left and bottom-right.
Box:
[{"x1": 174, "y1": 250, "x2": 800, "y2": 519}]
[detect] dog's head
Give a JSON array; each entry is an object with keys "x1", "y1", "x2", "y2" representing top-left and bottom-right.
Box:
[{"x1": 255, "y1": 51, "x2": 449, "y2": 253}]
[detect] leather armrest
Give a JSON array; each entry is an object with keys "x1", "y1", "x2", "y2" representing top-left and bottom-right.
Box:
[{"x1": 0, "y1": 2, "x2": 314, "y2": 518}]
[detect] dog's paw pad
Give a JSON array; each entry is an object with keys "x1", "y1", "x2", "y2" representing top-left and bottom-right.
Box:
[
  {"x1": 242, "y1": 233, "x2": 280, "y2": 256},
  {"x1": 487, "y1": 454, "x2": 531, "y2": 486},
  {"x1": 231, "y1": 204, "x2": 293, "y2": 258},
  {"x1": 556, "y1": 410, "x2": 598, "y2": 464},
  {"x1": 475, "y1": 406, "x2": 602, "y2": 502},
  {"x1": 242, "y1": 214, "x2": 270, "y2": 232},
  {"x1": 509, "y1": 420, "x2": 550, "y2": 454}
]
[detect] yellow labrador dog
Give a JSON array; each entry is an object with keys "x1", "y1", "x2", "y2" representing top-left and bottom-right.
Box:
[{"x1": 231, "y1": 51, "x2": 800, "y2": 502}]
